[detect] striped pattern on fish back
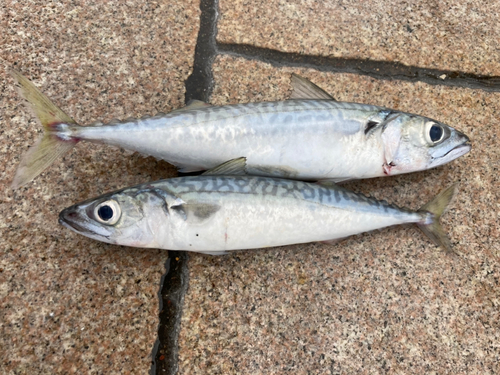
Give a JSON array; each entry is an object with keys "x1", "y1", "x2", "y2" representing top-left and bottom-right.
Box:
[{"x1": 156, "y1": 176, "x2": 418, "y2": 218}]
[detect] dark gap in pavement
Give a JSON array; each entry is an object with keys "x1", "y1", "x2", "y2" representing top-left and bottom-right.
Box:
[
  {"x1": 150, "y1": 252, "x2": 189, "y2": 375},
  {"x1": 218, "y1": 43, "x2": 500, "y2": 92},
  {"x1": 185, "y1": 0, "x2": 219, "y2": 103},
  {"x1": 151, "y1": 0, "x2": 219, "y2": 374}
]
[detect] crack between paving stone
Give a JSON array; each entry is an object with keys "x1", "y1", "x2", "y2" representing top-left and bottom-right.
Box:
[
  {"x1": 150, "y1": 252, "x2": 189, "y2": 375},
  {"x1": 185, "y1": 0, "x2": 219, "y2": 103},
  {"x1": 217, "y1": 43, "x2": 500, "y2": 92},
  {"x1": 150, "y1": 0, "x2": 220, "y2": 374}
]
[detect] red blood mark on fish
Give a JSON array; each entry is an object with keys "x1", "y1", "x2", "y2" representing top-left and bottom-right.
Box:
[{"x1": 383, "y1": 161, "x2": 396, "y2": 175}]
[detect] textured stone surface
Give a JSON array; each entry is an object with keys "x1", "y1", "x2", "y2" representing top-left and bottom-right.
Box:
[
  {"x1": 218, "y1": 0, "x2": 500, "y2": 75},
  {"x1": 177, "y1": 56, "x2": 500, "y2": 374},
  {"x1": 2, "y1": 0, "x2": 500, "y2": 374},
  {"x1": 0, "y1": 1, "x2": 199, "y2": 374}
]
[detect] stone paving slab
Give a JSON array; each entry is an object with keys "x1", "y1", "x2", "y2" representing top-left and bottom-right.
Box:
[
  {"x1": 177, "y1": 55, "x2": 500, "y2": 374},
  {"x1": 2, "y1": 0, "x2": 500, "y2": 374},
  {"x1": 0, "y1": 1, "x2": 199, "y2": 374},
  {"x1": 218, "y1": 0, "x2": 500, "y2": 76}
]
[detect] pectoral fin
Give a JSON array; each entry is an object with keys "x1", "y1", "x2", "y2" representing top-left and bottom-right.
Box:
[{"x1": 169, "y1": 200, "x2": 221, "y2": 224}]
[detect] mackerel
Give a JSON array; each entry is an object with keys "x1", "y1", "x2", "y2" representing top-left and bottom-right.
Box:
[
  {"x1": 59, "y1": 159, "x2": 457, "y2": 255},
  {"x1": 11, "y1": 71, "x2": 470, "y2": 188}
]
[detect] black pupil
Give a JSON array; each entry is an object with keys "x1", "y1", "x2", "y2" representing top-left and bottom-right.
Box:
[
  {"x1": 98, "y1": 205, "x2": 114, "y2": 221},
  {"x1": 429, "y1": 125, "x2": 443, "y2": 142}
]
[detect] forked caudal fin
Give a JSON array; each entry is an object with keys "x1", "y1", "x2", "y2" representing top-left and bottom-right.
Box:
[
  {"x1": 417, "y1": 183, "x2": 458, "y2": 254},
  {"x1": 10, "y1": 69, "x2": 80, "y2": 188}
]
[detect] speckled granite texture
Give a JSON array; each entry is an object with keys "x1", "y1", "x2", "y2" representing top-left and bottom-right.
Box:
[
  {"x1": 218, "y1": 0, "x2": 500, "y2": 75},
  {"x1": 2, "y1": 0, "x2": 500, "y2": 374},
  {"x1": 177, "y1": 57, "x2": 500, "y2": 374},
  {"x1": 0, "y1": 1, "x2": 198, "y2": 374}
]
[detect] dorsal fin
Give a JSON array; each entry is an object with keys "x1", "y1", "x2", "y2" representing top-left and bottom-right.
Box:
[
  {"x1": 202, "y1": 157, "x2": 247, "y2": 176},
  {"x1": 171, "y1": 99, "x2": 211, "y2": 114},
  {"x1": 289, "y1": 74, "x2": 335, "y2": 101}
]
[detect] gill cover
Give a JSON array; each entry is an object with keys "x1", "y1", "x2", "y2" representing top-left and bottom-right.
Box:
[{"x1": 380, "y1": 113, "x2": 470, "y2": 176}]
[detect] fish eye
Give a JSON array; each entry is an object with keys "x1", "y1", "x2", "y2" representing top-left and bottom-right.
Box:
[
  {"x1": 430, "y1": 125, "x2": 443, "y2": 142},
  {"x1": 94, "y1": 200, "x2": 121, "y2": 225},
  {"x1": 425, "y1": 122, "x2": 446, "y2": 144}
]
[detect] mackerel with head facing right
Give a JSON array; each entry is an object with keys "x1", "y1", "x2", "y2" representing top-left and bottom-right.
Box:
[{"x1": 11, "y1": 71, "x2": 470, "y2": 187}]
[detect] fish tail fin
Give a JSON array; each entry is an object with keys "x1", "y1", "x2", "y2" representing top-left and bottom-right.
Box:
[
  {"x1": 416, "y1": 183, "x2": 458, "y2": 254},
  {"x1": 11, "y1": 69, "x2": 80, "y2": 188}
]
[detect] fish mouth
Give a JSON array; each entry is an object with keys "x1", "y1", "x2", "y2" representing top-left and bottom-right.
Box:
[
  {"x1": 59, "y1": 210, "x2": 88, "y2": 233},
  {"x1": 442, "y1": 142, "x2": 471, "y2": 159},
  {"x1": 59, "y1": 207, "x2": 112, "y2": 239},
  {"x1": 428, "y1": 140, "x2": 471, "y2": 169}
]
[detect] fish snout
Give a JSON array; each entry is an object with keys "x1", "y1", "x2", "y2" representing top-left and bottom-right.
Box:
[
  {"x1": 59, "y1": 207, "x2": 84, "y2": 231},
  {"x1": 456, "y1": 129, "x2": 471, "y2": 145}
]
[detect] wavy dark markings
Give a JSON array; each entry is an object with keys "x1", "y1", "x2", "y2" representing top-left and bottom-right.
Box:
[
  {"x1": 367, "y1": 196, "x2": 381, "y2": 208},
  {"x1": 303, "y1": 100, "x2": 319, "y2": 109},
  {"x1": 341, "y1": 191, "x2": 351, "y2": 202},
  {"x1": 169, "y1": 179, "x2": 199, "y2": 192},
  {"x1": 345, "y1": 191, "x2": 370, "y2": 204},
  {"x1": 318, "y1": 100, "x2": 333, "y2": 109},
  {"x1": 317, "y1": 186, "x2": 333, "y2": 203},
  {"x1": 261, "y1": 180, "x2": 279, "y2": 196},
  {"x1": 248, "y1": 177, "x2": 267, "y2": 194},
  {"x1": 379, "y1": 200, "x2": 390, "y2": 212},
  {"x1": 165, "y1": 179, "x2": 181, "y2": 189},
  {"x1": 233, "y1": 177, "x2": 252, "y2": 191},
  {"x1": 300, "y1": 184, "x2": 316, "y2": 200},
  {"x1": 279, "y1": 180, "x2": 300, "y2": 199},
  {"x1": 211, "y1": 177, "x2": 236, "y2": 192},
  {"x1": 333, "y1": 189, "x2": 341, "y2": 203},
  {"x1": 268, "y1": 112, "x2": 279, "y2": 124},
  {"x1": 197, "y1": 179, "x2": 211, "y2": 192}
]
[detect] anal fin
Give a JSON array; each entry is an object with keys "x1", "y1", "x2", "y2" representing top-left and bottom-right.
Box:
[{"x1": 201, "y1": 157, "x2": 247, "y2": 176}]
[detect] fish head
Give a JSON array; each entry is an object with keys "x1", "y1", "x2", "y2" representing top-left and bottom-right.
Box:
[
  {"x1": 59, "y1": 186, "x2": 170, "y2": 248},
  {"x1": 380, "y1": 113, "x2": 471, "y2": 176}
]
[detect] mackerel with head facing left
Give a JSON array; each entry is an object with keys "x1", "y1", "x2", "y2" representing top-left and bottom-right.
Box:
[
  {"x1": 59, "y1": 158, "x2": 458, "y2": 255},
  {"x1": 11, "y1": 70, "x2": 470, "y2": 187}
]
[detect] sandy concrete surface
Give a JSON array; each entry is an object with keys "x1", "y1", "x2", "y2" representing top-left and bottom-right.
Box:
[
  {"x1": 1, "y1": 0, "x2": 499, "y2": 374},
  {"x1": 218, "y1": 0, "x2": 500, "y2": 75},
  {"x1": 1, "y1": 1, "x2": 198, "y2": 374}
]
